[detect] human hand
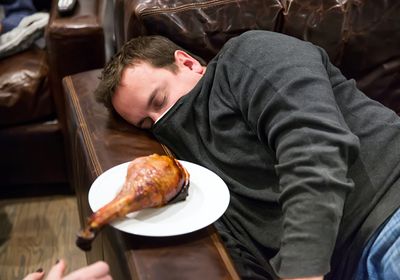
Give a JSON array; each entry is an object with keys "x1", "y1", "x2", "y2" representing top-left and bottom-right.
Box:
[
  {"x1": 23, "y1": 269, "x2": 45, "y2": 280},
  {"x1": 23, "y1": 259, "x2": 112, "y2": 280}
]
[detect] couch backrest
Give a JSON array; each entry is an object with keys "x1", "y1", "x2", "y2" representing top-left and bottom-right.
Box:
[{"x1": 114, "y1": 0, "x2": 400, "y2": 114}]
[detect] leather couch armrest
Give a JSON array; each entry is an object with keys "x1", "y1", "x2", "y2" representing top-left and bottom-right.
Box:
[{"x1": 46, "y1": 0, "x2": 111, "y2": 130}]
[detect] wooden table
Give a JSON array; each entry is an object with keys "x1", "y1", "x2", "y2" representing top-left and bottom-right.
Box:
[{"x1": 63, "y1": 70, "x2": 240, "y2": 280}]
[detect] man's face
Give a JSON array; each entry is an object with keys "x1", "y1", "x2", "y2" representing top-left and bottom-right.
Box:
[{"x1": 112, "y1": 50, "x2": 205, "y2": 129}]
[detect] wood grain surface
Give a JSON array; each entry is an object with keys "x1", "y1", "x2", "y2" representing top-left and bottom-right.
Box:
[{"x1": 0, "y1": 195, "x2": 87, "y2": 280}]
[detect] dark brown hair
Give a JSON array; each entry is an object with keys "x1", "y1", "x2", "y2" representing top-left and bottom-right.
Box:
[{"x1": 94, "y1": 35, "x2": 206, "y2": 110}]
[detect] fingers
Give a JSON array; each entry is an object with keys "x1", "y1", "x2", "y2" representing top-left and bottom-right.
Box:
[
  {"x1": 22, "y1": 271, "x2": 45, "y2": 280},
  {"x1": 23, "y1": 260, "x2": 112, "y2": 280},
  {"x1": 63, "y1": 261, "x2": 111, "y2": 280},
  {"x1": 45, "y1": 259, "x2": 67, "y2": 280}
]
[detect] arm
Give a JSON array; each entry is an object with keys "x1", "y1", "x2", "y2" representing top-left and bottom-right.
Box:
[{"x1": 225, "y1": 31, "x2": 360, "y2": 278}]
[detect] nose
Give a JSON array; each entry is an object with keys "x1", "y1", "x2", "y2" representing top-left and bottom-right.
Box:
[
  {"x1": 151, "y1": 107, "x2": 171, "y2": 125},
  {"x1": 149, "y1": 112, "x2": 162, "y2": 124}
]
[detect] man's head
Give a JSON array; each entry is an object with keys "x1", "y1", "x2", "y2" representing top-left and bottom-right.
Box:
[{"x1": 95, "y1": 35, "x2": 206, "y2": 129}]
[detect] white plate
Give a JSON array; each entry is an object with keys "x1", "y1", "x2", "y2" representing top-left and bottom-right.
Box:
[{"x1": 88, "y1": 160, "x2": 230, "y2": 237}]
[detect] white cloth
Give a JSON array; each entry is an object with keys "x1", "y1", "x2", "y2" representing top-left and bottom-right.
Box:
[{"x1": 0, "y1": 12, "x2": 49, "y2": 59}]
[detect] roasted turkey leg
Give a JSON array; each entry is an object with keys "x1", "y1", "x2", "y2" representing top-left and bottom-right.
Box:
[{"x1": 76, "y1": 154, "x2": 190, "y2": 251}]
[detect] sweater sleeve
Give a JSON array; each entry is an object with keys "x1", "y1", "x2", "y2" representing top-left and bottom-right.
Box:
[{"x1": 223, "y1": 31, "x2": 360, "y2": 278}]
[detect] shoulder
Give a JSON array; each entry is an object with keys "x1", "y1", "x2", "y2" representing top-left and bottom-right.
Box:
[
  {"x1": 220, "y1": 30, "x2": 322, "y2": 64},
  {"x1": 234, "y1": 30, "x2": 304, "y2": 44}
]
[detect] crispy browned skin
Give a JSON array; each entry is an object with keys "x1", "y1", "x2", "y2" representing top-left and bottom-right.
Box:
[{"x1": 76, "y1": 154, "x2": 189, "y2": 251}]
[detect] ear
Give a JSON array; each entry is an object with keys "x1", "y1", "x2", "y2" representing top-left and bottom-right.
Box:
[{"x1": 174, "y1": 50, "x2": 205, "y2": 74}]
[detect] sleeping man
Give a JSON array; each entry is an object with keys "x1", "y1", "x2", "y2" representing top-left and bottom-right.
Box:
[{"x1": 94, "y1": 31, "x2": 400, "y2": 280}]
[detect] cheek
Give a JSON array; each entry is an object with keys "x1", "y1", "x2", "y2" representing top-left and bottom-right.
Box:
[
  {"x1": 165, "y1": 72, "x2": 200, "y2": 104},
  {"x1": 177, "y1": 76, "x2": 198, "y2": 95}
]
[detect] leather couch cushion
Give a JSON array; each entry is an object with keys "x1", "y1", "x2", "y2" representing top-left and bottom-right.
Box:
[
  {"x1": 0, "y1": 47, "x2": 54, "y2": 126},
  {"x1": 0, "y1": 119, "x2": 66, "y2": 186},
  {"x1": 115, "y1": 0, "x2": 282, "y2": 61},
  {"x1": 116, "y1": 0, "x2": 400, "y2": 114}
]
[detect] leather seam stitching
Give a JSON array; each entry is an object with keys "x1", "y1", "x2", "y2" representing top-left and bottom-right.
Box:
[
  {"x1": 161, "y1": 143, "x2": 174, "y2": 157},
  {"x1": 208, "y1": 227, "x2": 241, "y2": 279},
  {"x1": 65, "y1": 76, "x2": 103, "y2": 176}
]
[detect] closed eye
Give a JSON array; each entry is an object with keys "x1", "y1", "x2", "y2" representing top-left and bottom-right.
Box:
[{"x1": 153, "y1": 92, "x2": 166, "y2": 109}]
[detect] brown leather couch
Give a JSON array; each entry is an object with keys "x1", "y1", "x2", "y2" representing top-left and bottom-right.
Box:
[
  {"x1": 0, "y1": 0, "x2": 108, "y2": 191},
  {"x1": 62, "y1": 0, "x2": 400, "y2": 279}
]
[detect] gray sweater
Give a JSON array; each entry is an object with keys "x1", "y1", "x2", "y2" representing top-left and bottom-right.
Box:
[{"x1": 152, "y1": 30, "x2": 400, "y2": 279}]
